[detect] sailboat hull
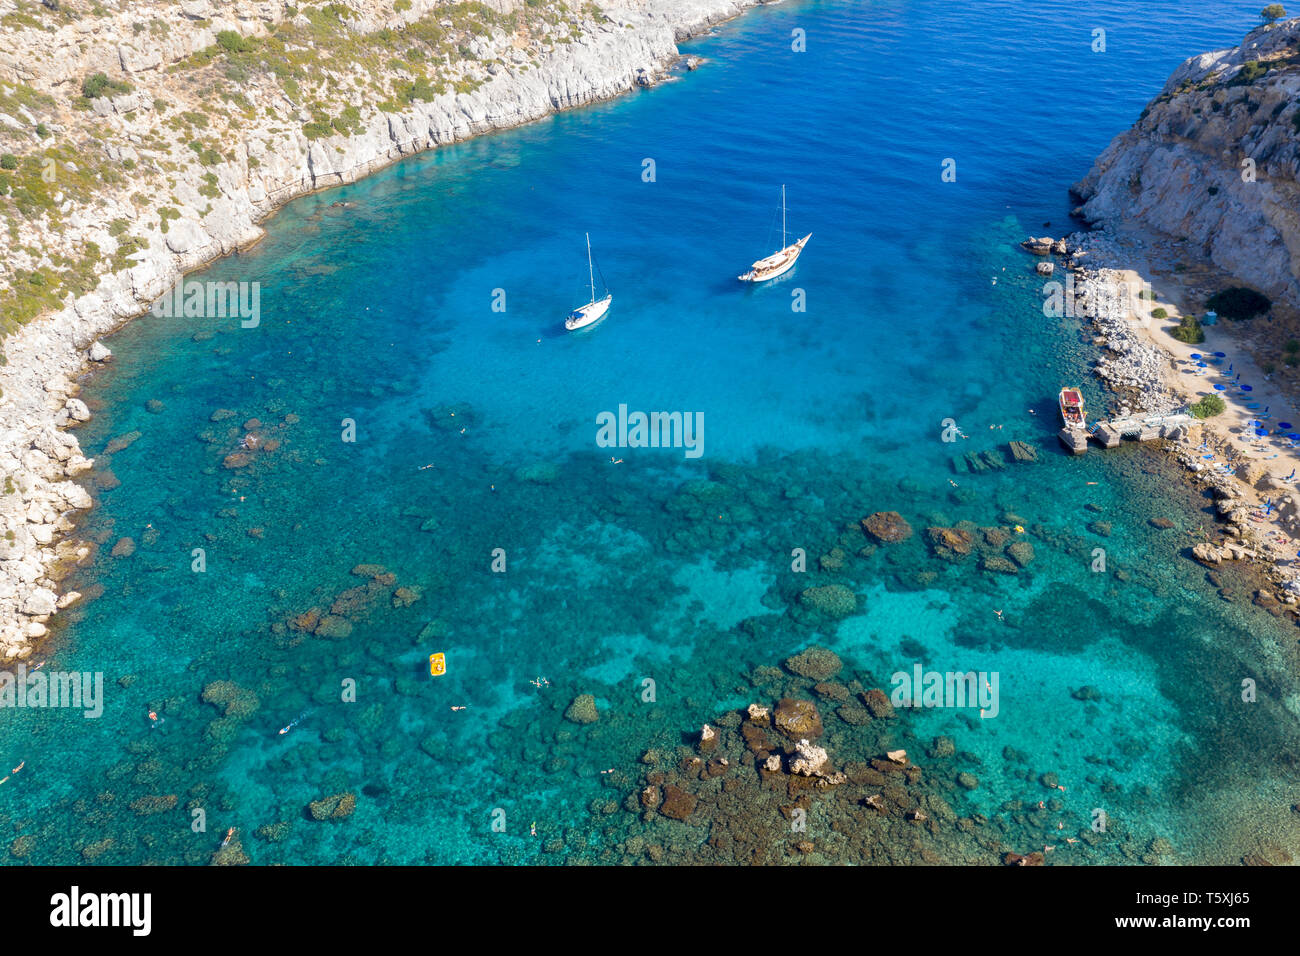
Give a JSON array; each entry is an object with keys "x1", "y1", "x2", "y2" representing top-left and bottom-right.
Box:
[
  {"x1": 565, "y1": 294, "x2": 612, "y2": 331},
  {"x1": 738, "y1": 234, "x2": 811, "y2": 282}
]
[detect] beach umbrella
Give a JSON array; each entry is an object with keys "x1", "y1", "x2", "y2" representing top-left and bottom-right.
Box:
[
  {"x1": 1214, "y1": 384, "x2": 1227, "y2": 390},
  {"x1": 1241, "y1": 385, "x2": 1253, "y2": 391},
  {"x1": 1279, "y1": 421, "x2": 1293, "y2": 429},
  {"x1": 1289, "y1": 433, "x2": 1300, "y2": 441},
  {"x1": 1214, "y1": 351, "x2": 1226, "y2": 357},
  {"x1": 1190, "y1": 353, "x2": 1203, "y2": 360},
  {"x1": 1247, "y1": 403, "x2": 1261, "y2": 409},
  {"x1": 1256, "y1": 428, "x2": 1269, "y2": 436}
]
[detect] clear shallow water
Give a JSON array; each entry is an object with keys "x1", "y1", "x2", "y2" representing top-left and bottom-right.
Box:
[{"x1": 3, "y1": 0, "x2": 1300, "y2": 865}]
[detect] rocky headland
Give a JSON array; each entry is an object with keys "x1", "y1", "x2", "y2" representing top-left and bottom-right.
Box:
[
  {"x1": 0, "y1": 0, "x2": 763, "y2": 657},
  {"x1": 1015, "y1": 17, "x2": 1300, "y2": 618},
  {"x1": 1072, "y1": 17, "x2": 1300, "y2": 310}
]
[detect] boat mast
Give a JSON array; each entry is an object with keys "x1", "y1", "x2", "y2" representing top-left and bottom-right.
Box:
[
  {"x1": 586, "y1": 232, "x2": 595, "y2": 303},
  {"x1": 781, "y1": 184, "x2": 786, "y2": 248}
]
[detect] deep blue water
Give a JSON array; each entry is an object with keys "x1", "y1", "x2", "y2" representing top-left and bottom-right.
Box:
[{"x1": 3, "y1": 0, "x2": 1299, "y2": 865}]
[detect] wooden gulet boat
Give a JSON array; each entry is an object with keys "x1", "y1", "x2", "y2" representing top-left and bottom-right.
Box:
[{"x1": 738, "y1": 184, "x2": 811, "y2": 282}]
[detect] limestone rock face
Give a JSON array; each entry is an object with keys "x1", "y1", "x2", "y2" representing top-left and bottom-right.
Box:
[{"x1": 1073, "y1": 19, "x2": 1300, "y2": 307}]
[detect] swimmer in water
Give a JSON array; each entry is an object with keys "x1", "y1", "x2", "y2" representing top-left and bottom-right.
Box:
[
  {"x1": 994, "y1": 609, "x2": 1005, "y2": 622},
  {"x1": 221, "y1": 827, "x2": 235, "y2": 848},
  {"x1": 147, "y1": 710, "x2": 164, "y2": 727},
  {"x1": 450, "y1": 706, "x2": 467, "y2": 712}
]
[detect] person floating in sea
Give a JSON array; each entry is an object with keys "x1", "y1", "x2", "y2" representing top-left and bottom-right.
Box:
[
  {"x1": 530, "y1": 821, "x2": 536, "y2": 838},
  {"x1": 609, "y1": 457, "x2": 624, "y2": 464},
  {"x1": 147, "y1": 710, "x2": 164, "y2": 727},
  {"x1": 221, "y1": 827, "x2": 236, "y2": 848},
  {"x1": 994, "y1": 609, "x2": 1005, "y2": 623},
  {"x1": 279, "y1": 711, "x2": 308, "y2": 736},
  {"x1": 418, "y1": 463, "x2": 436, "y2": 471},
  {"x1": 450, "y1": 706, "x2": 467, "y2": 712}
]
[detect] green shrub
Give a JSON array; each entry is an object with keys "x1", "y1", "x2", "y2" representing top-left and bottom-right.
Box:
[
  {"x1": 1261, "y1": 4, "x2": 1287, "y2": 24},
  {"x1": 1190, "y1": 394, "x2": 1227, "y2": 418},
  {"x1": 1207, "y1": 286, "x2": 1271, "y2": 320},
  {"x1": 216, "y1": 29, "x2": 254, "y2": 53},
  {"x1": 81, "y1": 72, "x2": 132, "y2": 99},
  {"x1": 0, "y1": 154, "x2": 15, "y2": 170},
  {"x1": 302, "y1": 120, "x2": 333, "y2": 140},
  {"x1": 1228, "y1": 60, "x2": 1268, "y2": 86},
  {"x1": 1170, "y1": 314, "x2": 1204, "y2": 343},
  {"x1": 1151, "y1": 307, "x2": 1169, "y2": 319}
]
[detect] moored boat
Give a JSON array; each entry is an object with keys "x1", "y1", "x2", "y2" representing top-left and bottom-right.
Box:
[
  {"x1": 738, "y1": 185, "x2": 810, "y2": 282},
  {"x1": 1059, "y1": 387, "x2": 1086, "y2": 429},
  {"x1": 566, "y1": 233, "x2": 612, "y2": 331}
]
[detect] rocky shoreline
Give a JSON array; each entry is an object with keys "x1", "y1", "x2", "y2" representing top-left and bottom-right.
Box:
[
  {"x1": 0, "y1": 0, "x2": 764, "y2": 658},
  {"x1": 1021, "y1": 225, "x2": 1300, "y2": 617}
]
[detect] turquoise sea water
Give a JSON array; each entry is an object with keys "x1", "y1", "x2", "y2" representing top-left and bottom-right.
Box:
[{"x1": 4, "y1": 0, "x2": 1300, "y2": 865}]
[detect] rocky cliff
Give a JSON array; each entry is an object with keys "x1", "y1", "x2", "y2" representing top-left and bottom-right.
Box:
[
  {"x1": 0, "y1": 0, "x2": 761, "y2": 657},
  {"x1": 1072, "y1": 17, "x2": 1300, "y2": 307}
]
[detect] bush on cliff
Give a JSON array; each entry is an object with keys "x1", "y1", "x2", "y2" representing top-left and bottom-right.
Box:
[
  {"x1": 1261, "y1": 4, "x2": 1287, "y2": 25},
  {"x1": 81, "y1": 72, "x2": 132, "y2": 100},
  {"x1": 216, "y1": 30, "x2": 255, "y2": 54},
  {"x1": 1227, "y1": 60, "x2": 1269, "y2": 86},
  {"x1": 1207, "y1": 286, "x2": 1271, "y2": 320},
  {"x1": 1170, "y1": 314, "x2": 1204, "y2": 344},
  {"x1": 1191, "y1": 394, "x2": 1227, "y2": 419}
]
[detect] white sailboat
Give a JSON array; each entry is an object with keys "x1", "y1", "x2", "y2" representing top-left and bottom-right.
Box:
[
  {"x1": 738, "y1": 184, "x2": 811, "y2": 282},
  {"x1": 565, "y1": 233, "x2": 612, "y2": 331}
]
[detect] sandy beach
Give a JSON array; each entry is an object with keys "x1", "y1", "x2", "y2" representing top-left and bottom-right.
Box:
[{"x1": 1099, "y1": 239, "x2": 1300, "y2": 580}]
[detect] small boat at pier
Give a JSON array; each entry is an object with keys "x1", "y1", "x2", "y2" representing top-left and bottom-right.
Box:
[{"x1": 1059, "y1": 387, "x2": 1086, "y2": 429}]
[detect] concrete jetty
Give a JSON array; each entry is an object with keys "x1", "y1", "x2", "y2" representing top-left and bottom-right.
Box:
[{"x1": 1059, "y1": 409, "x2": 1194, "y2": 454}]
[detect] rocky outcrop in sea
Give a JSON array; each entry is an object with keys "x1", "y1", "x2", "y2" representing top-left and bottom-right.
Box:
[{"x1": 1071, "y1": 18, "x2": 1300, "y2": 308}]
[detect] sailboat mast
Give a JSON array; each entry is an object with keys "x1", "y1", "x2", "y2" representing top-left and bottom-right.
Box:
[
  {"x1": 586, "y1": 232, "x2": 595, "y2": 302},
  {"x1": 781, "y1": 184, "x2": 786, "y2": 248}
]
